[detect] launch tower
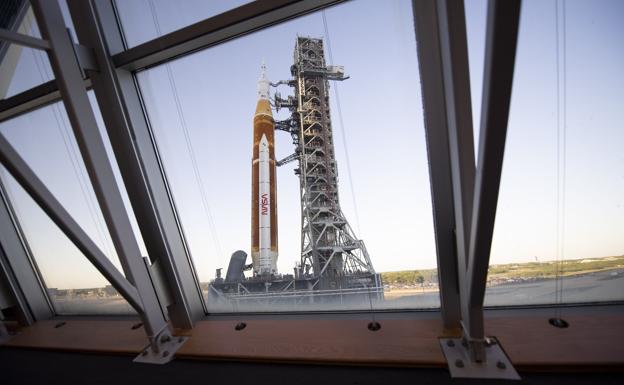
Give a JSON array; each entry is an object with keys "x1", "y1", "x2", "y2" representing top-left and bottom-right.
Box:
[
  {"x1": 274, "y1": 37, "x2": 376, "y2": 289},
  {"x1": 209, "y1": 37, "x2": 382, "y2": 308}
]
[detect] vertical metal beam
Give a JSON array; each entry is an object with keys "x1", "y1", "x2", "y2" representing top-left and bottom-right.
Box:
[
  {"x1": 66, "y1": 0, "x2": 205, "y2": 328},
  {"x1": 29, "y1": 0, "x2": 170, "y2": 347},
  {"x1": 418, "y1": 0, "x2": 521, "y2": 377},
  {"x1": 412, "y1": 0, "x2": 461, "y2": 330},
  {"x1": 0, "y1": 179, "x2": 54, "y2": 325},
  {"x1": 435, "y1": 1, "x2": 477, "y2": 339},
  {"x1": 465, "y1": 0, "x2": 521, "y2": 351}
]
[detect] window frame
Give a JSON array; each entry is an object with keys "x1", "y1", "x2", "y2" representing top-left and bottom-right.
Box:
[{"x1": 0, "y1": 0, "x2": 621, "y2": 373}]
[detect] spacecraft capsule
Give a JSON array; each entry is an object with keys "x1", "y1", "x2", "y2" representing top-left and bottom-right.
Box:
[{"x1": 251, "y1": 63, "x2": 278, "y2": 275}]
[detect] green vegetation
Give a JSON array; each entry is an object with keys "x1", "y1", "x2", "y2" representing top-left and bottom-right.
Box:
[
  {"x1": 381, "y1": 269, "x2": 437, "y2": 286},
  {"x1": 486, "y1": 255, "x2": 624, "y2": 280},
  {"x1": 380, "y1": 255, "x2": 624, "y2": 286}
]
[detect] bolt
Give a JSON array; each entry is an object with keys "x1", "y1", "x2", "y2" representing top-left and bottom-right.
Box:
[
  {"x1": 178, "y1": 337, "x2": 184, "y2": 343},
  {"x1": 497, "y1": 361, "x2": 506, "y2": 369},
  {"x1": 455, "y1": 359, "x2": 464, "y2": 368},
  {"x1": 160, "y1": 335, "x2": 171, "y2": 344},
  {"x1": 162, "y1": 350, "x2": 169, "y2": 358},
  {"x1": 446, "y1": 339, "x2": 455, "y2": 347}
]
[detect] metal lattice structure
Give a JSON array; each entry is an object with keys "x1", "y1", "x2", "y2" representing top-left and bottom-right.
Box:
[{"x1": 274, "y1": 37, "x2": 375, "y2": 288}]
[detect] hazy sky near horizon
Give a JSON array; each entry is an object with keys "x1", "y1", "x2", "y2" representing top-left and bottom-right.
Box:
[{"x1": 0, "y1": 0, "x2": 622, "y2": 290}]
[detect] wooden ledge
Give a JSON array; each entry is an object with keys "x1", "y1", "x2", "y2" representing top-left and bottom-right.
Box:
[{"x1": 2, "y1": 314, "x2": 623, "y2": 369}]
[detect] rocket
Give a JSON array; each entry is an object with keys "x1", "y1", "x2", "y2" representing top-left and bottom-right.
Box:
[{"x1": 251, "y1": 63, "x2": 278, "y2": 276}]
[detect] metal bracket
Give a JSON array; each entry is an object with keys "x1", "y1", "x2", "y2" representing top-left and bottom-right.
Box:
[
  {"x1": 144, "y1": 257, "x2": 173, "y2": 310},
  {"x1": 67, "y1": 28, "x2": 98, "y2": 77},
  {"x1": 73, "y1": 43, "x2": 98, "y2": 72},
  {"x1": 439, "y1": 337, "x2": 520, "y2": 380},
  {"x1": 134, "y1": 329, "x2": 188, "y2": 364}
]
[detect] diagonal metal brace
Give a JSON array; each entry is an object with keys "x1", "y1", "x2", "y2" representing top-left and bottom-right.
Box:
[
  {"x1": 0, "y1": 133, "x2": 143, "y2": 312},
  {"x1": 276, "y1": 152, "x2": 299, "y2": 167},
  {"x1": 0, "y1": 28, "x2": 50, "y2": 50}
]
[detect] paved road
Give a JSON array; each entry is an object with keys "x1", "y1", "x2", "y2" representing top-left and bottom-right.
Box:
[{"x1": 384, "y1": 268, "x2": 624, "y2": 309}]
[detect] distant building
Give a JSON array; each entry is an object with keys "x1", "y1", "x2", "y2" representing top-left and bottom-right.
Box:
[{"x1": 103, "y1": 285, "x2": 118, "y2": 297}]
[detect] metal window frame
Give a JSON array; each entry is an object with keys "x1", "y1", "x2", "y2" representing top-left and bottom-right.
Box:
[
  {"x1": 66, "y1": 0, "x2": 206, "y2": 328},
  {"x1": 0, "y1": 0, "x2": 516, "y2": 317},
  {"x1": 413, "y1": 0, "x2": 521, "y2": 378},
  {"x1": 0, "y1": 0, "x2": 563, "y2": 375},
  {"x1": 0, "y1": 178, "x2": 55, "y2": 325},
  {"x1": 0, "y1": 0, "x2": 348, "y2": 124},
  {"x1": 412, "y1": 0, "x2": 462, "y2": 331},
  {"x1": 0, "y1": 0, "x2": 188, "y2": 363},
  {"x1": 463, "y1": 0, "x2": 521, "y2": 355},
  {"x1": 110, "y1": 0, "x2": 347, "y2": 71}
]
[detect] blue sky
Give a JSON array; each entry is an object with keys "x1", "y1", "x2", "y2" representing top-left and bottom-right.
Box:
[{"x1": 0, "y1": 0, "x2": 622, "y2": 290}]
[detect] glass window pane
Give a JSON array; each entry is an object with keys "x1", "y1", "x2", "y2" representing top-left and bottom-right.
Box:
[
  {"x1": 0, "y1": 94, "x2": 143, "y2": 315},
  {"x1": 484, "y1": 0, "x2": 624, "y2": 306},
  {"x1": 0, "y1": 11, "x2": 53, "y2": 98},
  {"x1": 0, "y1": 1, "x2": 76, "y2": 99},
  {"x1": 114, "y1": 0, "x2": 252, "y2": 48},
  {"x1": 135, "y1": 0, "x2": 439, "y2": 313}
]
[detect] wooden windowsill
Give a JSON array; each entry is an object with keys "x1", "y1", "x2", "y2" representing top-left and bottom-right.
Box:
[{"x1": 2, "y1": 308, "x2": 623, "y2": 370}]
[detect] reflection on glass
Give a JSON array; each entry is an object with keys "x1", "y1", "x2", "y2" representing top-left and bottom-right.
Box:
[
  {"x1": 0, "y1": 1, "x2": 77, "y2": 99},
  {"x1": 114, "y1": 0, "x2": 252, "y2": 48},
  {"x1": 136, "y1": 0, "x2": 439, "y2": 312},
  {"x1": 0, "y1": 12, "x2": 53, "y2": 99},
  {"x1": 482, "y1": 0, "x2": 624, "y2": 306},
  {"x1": 0, "y1": 97, "x2": 138, "y2": 315}
]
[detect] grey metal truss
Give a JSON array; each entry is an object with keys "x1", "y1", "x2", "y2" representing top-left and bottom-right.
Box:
[
  {"x1": 413, "y1": 0, "x2": 521, "y2": 377},
  {"x1": 0, "y1": 0, "x2": 522, "y2": 374},
  {"x1": 4, "y1": 0, "x2": 186, "y2": 363},
  {"x1": 412, "y1": 0, "x2": 462, "y2": 330},
  {"x1": 111, "y1": 0, "x2": 347, "y2": 71},
  {"x1": 0, "y1": 132, "x2": 143, "y2": 313},
  {"x1": 66, "y1": 0, "x2": 205, "y2": 329},
  {"x1": 462, "y1": 0, "x2": 521, "y2": 362},
  {"x1": 0, "y1": 1, "x2": 348, "y2": 124},
  {"x1": 275, "y1": 37, "x2": 375, "y2": 288},
  {"x1": 0, "y1": 78, "x2": 92, "y2": 124},
  {"x1": 0, "y1": 27, "x2": 49, "y2": 50},
  {"x1": 0, "y1": 178, "x2": 54, "y2": 325}
]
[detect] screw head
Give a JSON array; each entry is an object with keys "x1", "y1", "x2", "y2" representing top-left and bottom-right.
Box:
[
  {"x1": 455, "y1": 359, "x2": 464, "y2": 368},
  {"x1": 367, "y1": 321, "x2": 381, "y2": 331},
  {"x1": 497, "y1": 360, "x2": 506, "y2": 369},
  {"x1": 162, "y1": 350, "x2": 170, "y2": 358},
  {"x1": 446, "y1": 339, "x2": 455, "y2": 347},
  {"x1": 178, "y1": 337, "x2": 184, "y2": 343},
  {"x1": 160, "y1": 335, "x2": 171, "y2": 344}
]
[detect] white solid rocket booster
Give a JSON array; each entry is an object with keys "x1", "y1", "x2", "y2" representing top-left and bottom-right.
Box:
[
  {"x1": 258, "y1": 134, "x2": 272, "y2": 273},
  {"x1": 251, "y1": 63, "x2": 278, "y2": 275}
]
